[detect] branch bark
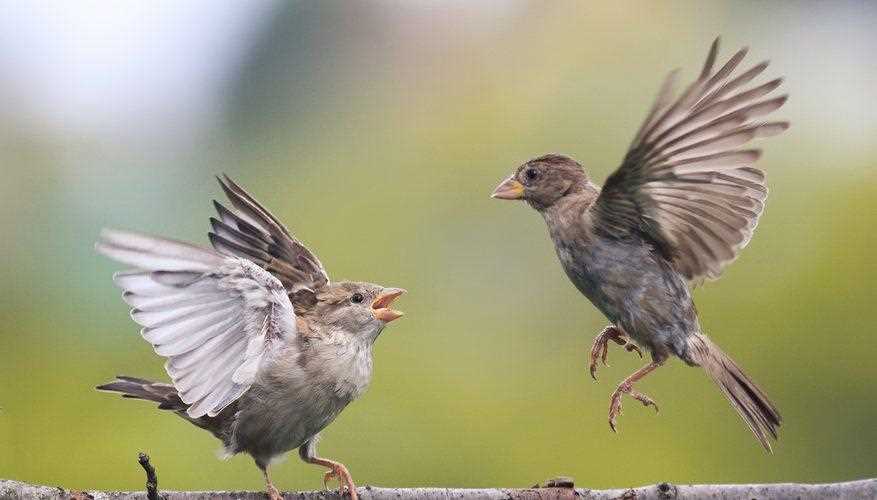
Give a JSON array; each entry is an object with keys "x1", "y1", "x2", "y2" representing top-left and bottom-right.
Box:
[
  {"x1": 1, "y1": 478, "x2": 874, "y2": 500},
  {"x1": 136, "y1": 453, "x2": 160, "y2": 500}
]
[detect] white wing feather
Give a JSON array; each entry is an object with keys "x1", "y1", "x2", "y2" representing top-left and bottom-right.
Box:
[{"x1": 96, "y1": 228, "x2": 297, "y2": 418}]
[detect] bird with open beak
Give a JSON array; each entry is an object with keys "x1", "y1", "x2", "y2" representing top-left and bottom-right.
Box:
[
  {"x1": 492, "y1": 38, "x2": 786, "y2": 451},
  {"x1": 96, "y1": 176, "x2": 405, "y2": 500}
]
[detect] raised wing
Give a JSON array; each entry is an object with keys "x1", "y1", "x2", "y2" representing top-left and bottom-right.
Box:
[
  {"x1": 593, "y1": 38, "x2": 788, "y2": 282},
  {"x1": 96, "y1": 228, "x2": 297, "y2": 418},
  {"x1": 209, "y1": 175, "x2": 329, "y2": 293}
]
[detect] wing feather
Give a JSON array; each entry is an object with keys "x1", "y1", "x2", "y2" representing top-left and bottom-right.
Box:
[
  {"x1": 209, "y1": 176, "x2": 329, "y2": 293},
  {"x1": 593, "y1": 38, "x2": 788, "y2": 282},
  {"x1": 97, "y1": 229, "x2": 297, "y2": 418}
]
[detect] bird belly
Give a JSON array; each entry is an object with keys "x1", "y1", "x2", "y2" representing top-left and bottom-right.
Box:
[
  {"x1": 230, "y1": 375, "x2": 350, "y2": 462},
  {"x1": 229, "y1": 343, "x2": 372, "y2": 462},
  {"x1": 555, "y1": 236, "x2": 698, "y2": 357}
]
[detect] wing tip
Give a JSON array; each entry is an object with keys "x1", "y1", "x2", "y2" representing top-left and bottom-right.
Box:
[
  {"x1": 701, "y1": 37, "x2": 721, "y2": 77},
  {"x1": 97, "y1": 227, "x2": 127, "y2": 248},
  {"x1": 207, "y1": 231, "x2": 220, "y2": 247}
]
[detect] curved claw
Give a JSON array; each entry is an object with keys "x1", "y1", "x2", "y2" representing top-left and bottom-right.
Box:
[
  {"x1": 589, "y1": 340, "x2": 608, "y2": 381},
  {"x1": 629, "y1": 389, "x2": 659, "y2": 413},
  {"x1": 608, "y1": 388, "x2": 624, "y2": 432},
  {"x1": 625, "y1": 343, "x2": 644, "y2": 358},
  {"x1": 590, "y1": 326, "x2": 642, "y2": 381},
  {"x1": 266, "y1": 483, "x2": 283, "y2": 500},
  {"x1": 320, "y1": 464, "x2": 357, "y2": 500},
  {"x1": 589, "y1": 330, "x2": 609, "y2": 380},
  {"x1": 607, "y1": 361, "x2": 663, "y2": 433},
  {"x1": 323, "y1": 470, "x2": 337, "y2": 491}
]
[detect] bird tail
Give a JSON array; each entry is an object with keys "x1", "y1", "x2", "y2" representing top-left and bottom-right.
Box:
[
  {"x1": 97, "y1": 375, "x2": 233, "y2": 445},
  {"x1": 96, "y1": 375, "x2": 187, "y2": 411},
  {"x1": 686, "y1": 333, "x2": 782, "y2": 452}
]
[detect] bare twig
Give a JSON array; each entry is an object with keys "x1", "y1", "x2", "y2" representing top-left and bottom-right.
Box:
[
  {"x1": 0, "y1": 478, "x2": 873, "y2": 500},
  {"x1": 137, "y1": 453, "x2": 160, "y2": 500}
]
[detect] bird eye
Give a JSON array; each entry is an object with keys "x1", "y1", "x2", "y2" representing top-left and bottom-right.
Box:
[
  {"x1": 525, "y1": 168, "x2": 539, "y2": 181},
  {"x1": 351, "y1": 292, "x2": 364, "y2": 304}
]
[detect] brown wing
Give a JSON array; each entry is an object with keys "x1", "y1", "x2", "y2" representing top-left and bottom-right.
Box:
[
  {"x1": 592, "y1": 38, "x2": 788, "y2": 282},
  {"x1": 209, "y1": 175, "x2": 329, "y2": 293}
]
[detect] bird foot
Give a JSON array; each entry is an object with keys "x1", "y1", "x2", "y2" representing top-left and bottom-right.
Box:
[
  {"x1": 608, "y1": 381, "x2": 659, "y2": 432},
  {"x1": 266, "y1": 482, "x2": 283, "y2": 500},
  {"x1": 322, "y1": 462, "x2": 358, "y2": 500},
  {"x1": 589, "y1": 326, "x2": 643, "y2": 380}
]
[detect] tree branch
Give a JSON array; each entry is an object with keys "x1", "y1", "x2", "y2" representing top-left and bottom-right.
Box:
[
  {"x1": 1, "y1": 478, "x2": 873, "y2": 500},
  {"x1": 137, "y1": 452, "x2": 161, "y2": 500}
]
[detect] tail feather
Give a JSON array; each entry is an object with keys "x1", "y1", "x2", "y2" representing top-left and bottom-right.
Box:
[
  {"x1": 96, "y1": 375, "x2": 186, "y2": 411},
  {"x1": 97, "y1": 375, "x2": 234, "y2": 445},
  {"x1": 687, "y1": 333, "x2": 781, "y2": 452}
]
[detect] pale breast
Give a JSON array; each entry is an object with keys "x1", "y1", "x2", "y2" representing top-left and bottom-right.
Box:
[{"x1": 230, "y1": 340, "x2": 373, "y2": 461}]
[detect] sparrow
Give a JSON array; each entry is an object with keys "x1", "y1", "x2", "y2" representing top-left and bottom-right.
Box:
[
  {"x1": 492, "y1": 38, "x2": 785, "y2": 451},
  {"x1": 95, "y1": 176, "x2": 405, "y2": 500}
]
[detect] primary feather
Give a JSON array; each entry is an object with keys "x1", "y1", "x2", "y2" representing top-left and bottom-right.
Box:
[
  {"x1": 96, "y1": 229, "x2": 297, "y2": 418},
  {"x1": 594, "y1": 37, "x2": 789, "y2": 283},
  {"x1": 210, "y1": 175, "x2": 329, "y2": 293}
]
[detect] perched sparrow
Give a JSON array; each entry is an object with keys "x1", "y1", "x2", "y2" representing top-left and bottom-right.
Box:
[
  {"x1": 492, "y1": 39, "x2": 785, "y2": 451},
  {"x1": 96, "y1": 176, "x2": 405, "y2": 499}
]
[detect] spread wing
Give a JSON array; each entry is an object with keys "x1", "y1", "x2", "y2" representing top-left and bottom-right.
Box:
[
  {"x1": 96, "y1": 228, "x2": 297, "y2": 418},
  {"x1": 209, "y1": 175, "x2": 329, "y2": 293},
  {"x1": 592, "y1": 38, "x2": 788, "y2": 282}
]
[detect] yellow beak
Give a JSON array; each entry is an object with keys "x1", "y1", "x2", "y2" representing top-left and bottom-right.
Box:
[
  {"x1": 372, "y1": 288, "x2": 406, "y2": 323},
  {"x1": 491, "y1": 176, "x2": 525, "y2": 200}
]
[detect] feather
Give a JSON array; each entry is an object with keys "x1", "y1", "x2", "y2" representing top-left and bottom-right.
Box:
[
  {"x1": 209, "y1": 177, "x2": 330, "y2": 292},
  {"x1": 98, "y1": 229, "x2": 298, "y2": 419},
  {"x1": 594, "y1": 39, "x2": 788, "y2": 282}
]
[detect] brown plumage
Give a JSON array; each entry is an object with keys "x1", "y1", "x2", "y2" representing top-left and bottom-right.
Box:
[
  {"x1": 687, "y1": 334, "x2": 780, "y2": 446},
  {"x1": 493, "y1": 38, "x2": 785, "y2": 451},
  {"x1": 96, "y1": 177, "x2": 406, "y2": 499}
]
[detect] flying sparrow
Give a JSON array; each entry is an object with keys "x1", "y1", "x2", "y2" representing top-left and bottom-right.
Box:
[
  {"x1": 492, "y1": 38, "x2": 785, "y2": 451},
  {"x1": 96, "y1": 176, "x2": 405, "y2": 499}
]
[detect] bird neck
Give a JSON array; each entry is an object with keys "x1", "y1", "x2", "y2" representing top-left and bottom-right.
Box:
[{"x1": 539, "y1": 181, "x2": 600, "y2": 225}]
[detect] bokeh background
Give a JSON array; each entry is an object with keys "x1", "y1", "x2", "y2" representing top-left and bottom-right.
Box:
[{"x1": 1, "y1": 0, "x2": 875, "y2": 492}]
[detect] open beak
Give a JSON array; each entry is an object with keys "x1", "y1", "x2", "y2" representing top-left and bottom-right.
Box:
[
  {"x1": 491, "y1": 176, "x2": 524, "y2": 200},
  {"x1": 372, "y1": 288, "x2": 406, "y2": 323}
]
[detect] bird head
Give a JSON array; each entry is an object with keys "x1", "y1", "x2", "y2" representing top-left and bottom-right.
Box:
[
  {"x1": 491, "y1": 154, "x2": 589, "y2": 211},
  {"x1": 303, "y1": 282, "x2": 405, "y2": 342}
]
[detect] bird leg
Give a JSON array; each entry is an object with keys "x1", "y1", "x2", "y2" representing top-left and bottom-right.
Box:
[
  {"x1": 608, "y1": 358, "x2": 664, "y2": 433},
  {"x1": 306, "y1": 456, "x2": 358, "y2": 500},
  {"x1": 260, "y1": 466, "x2": 284, "y2": 500},
  {"x1": 589, "y1": 325, "x2": 642, "y2": 380}
]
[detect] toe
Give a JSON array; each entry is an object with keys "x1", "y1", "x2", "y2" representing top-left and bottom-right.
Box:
[
  {"x1": 625, "y1": 343, "x2": 644, "y2": 358},
  {"x1": 323, "y1": 471, "x2": 337, "y2": 491},
  {"x1": 589, "y1": 344, "x2": 601, "y2": 364},
  {"x1": 608, "y1": 394, "x2": 624, "y2": 432},
  {"x1": 267, "y1": 485, "x2": 283, "y2": 500},
  {"x1": 608, "y1": 411, "x2": 620, "y2": 433}
]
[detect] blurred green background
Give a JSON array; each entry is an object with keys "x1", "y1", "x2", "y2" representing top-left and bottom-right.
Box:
[{"x1": 1, "y1": 0, "x2": 875, "y2": 492}]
